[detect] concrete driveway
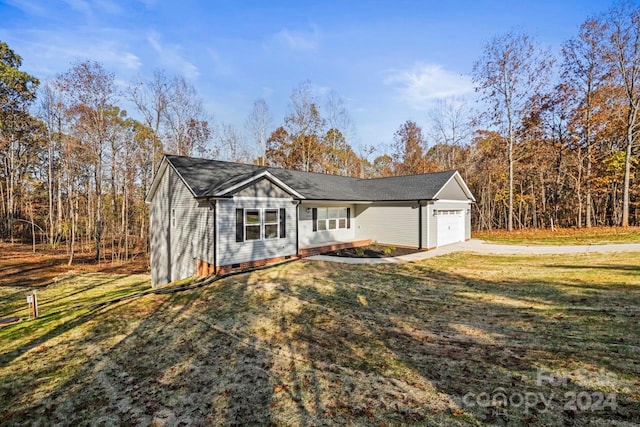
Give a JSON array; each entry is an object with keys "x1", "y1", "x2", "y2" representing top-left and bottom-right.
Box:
[{"x1": 307, "y1": 239, "x2": 640, "y2": 264}]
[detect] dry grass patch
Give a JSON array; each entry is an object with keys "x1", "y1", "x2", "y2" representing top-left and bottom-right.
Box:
[
  {"x1": 1, "y1": 252, "x2": 639, "y2": 425},
  {"x1": 0, "y1": 242, "x2": 148, "y2": 290},
  {"x1": 475, "y1": 226, "x2": 640, "y2": 245}
]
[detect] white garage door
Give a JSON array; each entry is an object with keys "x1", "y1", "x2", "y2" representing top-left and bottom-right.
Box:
[{"x1": 436, "y1": 210, "x2": 465, "y2": 246}]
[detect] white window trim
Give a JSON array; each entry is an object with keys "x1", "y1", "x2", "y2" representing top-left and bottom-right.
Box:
[
  {"x1": 315, "y1": 207, "x2": 349, "y2": 232},
  {"x1": 434, "y1": 209, "x2": 463, "y2": 216},
  {"x1": 244, "y1": 209, "x2": 262, "y2": 241},
  {"x1": 263, "y1": 208, "x2": 279, "y2": 240},
  {"x1": 243, "y1": 208, "x2": 281, "y2": 241}
]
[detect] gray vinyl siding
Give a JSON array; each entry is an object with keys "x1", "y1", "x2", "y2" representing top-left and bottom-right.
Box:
[
  {"x1": 436, "y1": 178, "x2": 469, "y2": 200},
  {"x1": 149, "y1": 166, "x2": 169, "y2": 286},
  {"x1": 216, "y1": 198, "x2": 296, "y2": 266},
  {"x1": 234, "y1": 178, "x2": 292, "y2": 198},
  {"x1": 150, "y1": 166, "x2": 214, "y2": 286},
  {"x1": 355, "y1": 202, "x2": 419, "y2": 247},
  {"x1": 298, "y1": 202, "x2": 356, "y2": 248},
  {"x1": 426, "y1": 201, "x2": 472, "y2": 248}
]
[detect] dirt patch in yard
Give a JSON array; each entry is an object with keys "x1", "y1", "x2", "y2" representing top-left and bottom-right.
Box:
[
  {"x1": 324, "y1": 244, "x2": 423, "y2": 258},
  {"x1": 0, "y1": 242, "x2": 148, "y2": 290}
]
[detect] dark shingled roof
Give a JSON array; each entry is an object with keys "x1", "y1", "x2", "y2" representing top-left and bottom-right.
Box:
[{"x1": 165, "y1": 155, "x2": 461, "y2": 201}]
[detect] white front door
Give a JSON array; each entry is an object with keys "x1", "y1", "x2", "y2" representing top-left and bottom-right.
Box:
[{"x1": 436, "y1": 210, "x2": 465, "y2": 246}]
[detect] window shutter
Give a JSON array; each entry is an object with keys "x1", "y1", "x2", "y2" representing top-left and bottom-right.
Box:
[
  {"x1": 235, "y1": 209, "x2": 244, "y2": 242},
  {"x1": 312, "y1": 208, "x2": 318, "y2": 232},
  {"x1": 279, "y1": 208, "x2": 286, "y2": 238},
  {"x1": 347, "y1": 207, "x2": 351, "y2": 229}
]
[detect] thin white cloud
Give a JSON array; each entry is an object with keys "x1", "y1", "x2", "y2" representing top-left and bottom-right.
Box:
[
  {"x1": 274, "y1": 26, "x2": 319, "y2": 52},
  {"x1": 307, "y1": 82, "x2": 330, "y2": 97},
  {"x1": 6, "y1": 0, "x2": 122, "y2": 20},
  {"x1": 0, "y1": 27, "x2": 142, "y2": 78},
  {"x1": 261, "y1": 86, "x2": 274, "y2": 98},
  {"x1": 113, "y1": 77, "x2": 131, "y2": 92},
  {"x1": 63, "y1": 0, "x2": 92, "y2": 17},
  {"x1": 147, "y1": 31, "x2": 199, "y2": 79},
  {"x1": 94, "y1": 0, "x2": 124, "y2": 15},
  {"x1": 384, "y1": 63, "x2": 473, "y2": 110},
  {"x1": 5, "y1": 0, "x2": 47, "y2": 16},
  {"x1": 136, "y1": 0, "x2": 157, "y2": 7},
  {"x1": 99, "y1": 44, "x2": 141, "y2": 70},
  {"x1": 206, "y1": 48, "x2": 234, "y2": 76}
]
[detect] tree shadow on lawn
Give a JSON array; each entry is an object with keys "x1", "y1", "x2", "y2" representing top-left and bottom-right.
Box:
[
  {"x1": 0, "y1": 306, "x2": 107, "y2": 368},
  {"x1": 0, "y1": 259, "x2": 62, "y2": 288},
  {"x1": 553, "y1": 263, "x2": 640, "y2": 271},
  {"x1": 0, "y1": 275, "x2": 148, "y2": 327},
  {"x1": 543, "y1": 263, "x2": 640, "y2": 276},
  {"x1": 0, "y1": 276, "x2": 114, "y2": 319},
  {"x1": 37, "y1": 276, "x2": 149, "y2": 313},
  {"x1": 1, "y1": 260, "x2": 638, "y2": 426},
  {"x1": 281, "y1": 261, "x2": 640, "y2": 425},
  {"x1": 2, "y1": 279, "x2": 280, "y2": 426}
]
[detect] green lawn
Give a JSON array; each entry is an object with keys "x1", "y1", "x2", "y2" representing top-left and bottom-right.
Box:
[
  {"x1": 1, "y1": 253, "x2": 639, "y2": 425},
  {"x1": 474, "y1": 226, "x2": 640, "y2": 245}
]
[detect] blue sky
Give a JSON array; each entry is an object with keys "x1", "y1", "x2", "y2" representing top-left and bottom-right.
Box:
[{"x1": 0, "y1": 0, "x2": 616, "y2": 154}]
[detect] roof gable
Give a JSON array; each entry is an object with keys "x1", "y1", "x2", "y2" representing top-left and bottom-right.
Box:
[
  {"x1": 433, "y1": 172, "x2": 476, "y2": 202},
  {"x1": 232, "y1": 176, "x2": 294, "y2": 198},
  {"x1": 144, "y1": 157, "x2": 197, "y2": 203},
  {"x1": 214, "y1": 170, "x2": 304, "y2": 198}
]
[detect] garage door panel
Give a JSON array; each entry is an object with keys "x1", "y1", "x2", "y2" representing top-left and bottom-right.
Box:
[{"x1": 436, "y1": 210, "x2": 465, "y2": 246}]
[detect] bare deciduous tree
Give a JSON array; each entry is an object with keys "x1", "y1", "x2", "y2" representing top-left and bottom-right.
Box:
[
  {"x1": 245, "y1": 98, "x2": 272, "y2": 165},
  {"x1": 472, "y1": 31, "x2": 554, "y2": 231},
  {"x1": 56, "y1": 60, "x2": 117, "y2": 261},
  {"x1": 562, "y1": 19, "x2": 608, "y2": 227},
  {"x1": 163, "y1": 75, "x2": 214, "y2": 157},
  {"x1": 130, "y1": 70, "x2": 170, "y2": 172},
  {"x1": 219, "y1": 123, "x2": 249, "y2": 162},
  {"x1": 393, "y1": 120, "x2": 426, "y2": 175},
  {"x1": 603, "y1": 1, "x2": 640, "y2": 227}
]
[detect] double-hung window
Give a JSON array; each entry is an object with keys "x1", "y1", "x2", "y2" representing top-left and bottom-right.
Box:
[
  {"x1": 244, "y1": 209, "x2": 261, "y2": 240},
  {"x1": 264, "y1": 209, "x2": 279, "y2": 239},
  {"x1": 313, "y1": 207, "x2": 350, "y2": 231},
  {"x1": 317, "y1": 208, "x2": 328, "y2": 231},
  {"x1": 236, "y1": 208, "x2": 286, "y2": 242}
]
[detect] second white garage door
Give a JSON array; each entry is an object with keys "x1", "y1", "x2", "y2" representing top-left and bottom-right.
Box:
[{"x1": 436, "y1": 210, "x2": 465, "y2": 246}]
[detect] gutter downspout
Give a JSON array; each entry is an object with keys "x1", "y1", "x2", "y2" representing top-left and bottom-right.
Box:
[
  {"x1": 208, "y1": 199, "x2": 217, "y2": 275},
  {"x1": 418, "y1": 200, "x2": 423, "y2": 249},
  {"x1": 294, "y1": 200, "x2": 300, "y2": 257},
  {"x1": 417, "y1": 200, "x2": 430, "y2": 249}
]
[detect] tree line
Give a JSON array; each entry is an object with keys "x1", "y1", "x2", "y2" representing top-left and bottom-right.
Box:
[{"x1": 1, "y1": 1, "x2": 639, "y2": 264}]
